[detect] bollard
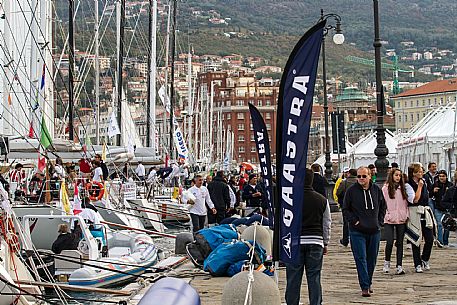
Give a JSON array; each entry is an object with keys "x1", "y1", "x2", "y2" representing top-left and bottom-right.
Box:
[{"x1": 175, "y1": 232, "x2": 194, "y2": 255}]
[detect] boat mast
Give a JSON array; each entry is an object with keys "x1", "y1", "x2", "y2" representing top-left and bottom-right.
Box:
[
  {"x1": 95, "y1": 0, "x2": 100, "y2": 144},
  {"x1": 187, "y1": 46, "x2": 192, "y2": 161},
  {"x1": 163, "y1": 4, "x2": 171, "y2": 158},
  {"x1": 116, "y1": 0, "x2": 125, "y2": 146},
  {"x1": 68, "y1": 0, "x2": 75, "y2": 141},
  {"x1": 169, "y1": 0, "x2": 177, "y2": 160},
  {"x1": 146, "y1": 0, "x2": 157, "y2": 152}
]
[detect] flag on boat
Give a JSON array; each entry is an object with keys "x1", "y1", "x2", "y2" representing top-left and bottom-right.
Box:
[
  {"x1": 37, "y1": 154, "x2": 46, "y2": 172},
  {"x1": 158, "y1": 85, "x2": 170, "y2": 113},
  {"x1": 173, "y1": 126, "x2": 189, "y2": 161},
  {"x1": 7, "y1": 94, "x2": 11, "y2": 106},
  {"x1": 40, "y1": 64, "x2": 46, "y2": 90},
  {"x1": 40, "y1": 116, "x2": 52, "y2": 149},
  {"x1": 249, "y1": 103, "x2": 274, "y2": 229},
  {"x1": 275, "y1": 21, "x2": 325, "y2": 263},
  {"x1": 108, "y1": 111, "x2": 121, "y2": 138},
  {"x1": 101, "y1": 142, "x2": 107, "y2": 161},
  {"x1": 73, "y1": 182, "x2": 82, "y2": 215},
  {"x1": 59, "y1": 178, "x2": 72, "y2": 216}
]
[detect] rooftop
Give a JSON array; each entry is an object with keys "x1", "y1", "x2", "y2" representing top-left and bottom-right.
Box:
[{"x1": 394, "y1": 78, "x2": 457, "y2": 98}]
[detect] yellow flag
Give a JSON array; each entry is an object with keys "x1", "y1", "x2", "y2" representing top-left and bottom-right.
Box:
[
  {"x1": 102, "y1": 142, "x2": 107, "y2": 162},
  {"x1": 60, "y1": 178, "x2": 71, "y2": 215}
]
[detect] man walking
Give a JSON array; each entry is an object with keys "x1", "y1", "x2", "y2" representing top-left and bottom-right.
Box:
[
  {"x1": 207, "y1": 171, "x2": 231, "y2": 224},
  {"x1": 336, "y1": 168, "x2": 357, "y2": 247},
  {"x1": 285, "y1": 168, "x2": 331, "y2": 305},
  {"x1": 182, "y1": 175, "x2": 217, "y2": 233},
  {"x1": 311, "y1": 164, "x2": 327, "y2": 198},
  {"x1": 342, "y1": 166, "x2": 386, "y2": 297}
]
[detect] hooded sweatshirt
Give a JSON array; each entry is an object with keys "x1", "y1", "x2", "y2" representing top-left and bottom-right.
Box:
[{"x1": 342, "y1": 181, "x2": 386, "y2": 234}]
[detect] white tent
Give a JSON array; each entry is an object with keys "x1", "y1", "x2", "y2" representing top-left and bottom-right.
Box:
[
  {"x1": 342, "y1": 129, "x2": 399, "y2": 169},
  {"x1": 396, "y1": 103, "x2": 456, "y2": 171},
  {"x1": 313, "y1": 141, "x2": 354, "y2": 174}
]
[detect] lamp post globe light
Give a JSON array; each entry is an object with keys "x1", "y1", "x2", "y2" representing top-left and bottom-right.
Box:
[
  {"x1": 373, "y1": 0, "x2": 389, "y2": 185},
  {"x1": 319, "y1": 9, "x2": 344, "y2": 183}
]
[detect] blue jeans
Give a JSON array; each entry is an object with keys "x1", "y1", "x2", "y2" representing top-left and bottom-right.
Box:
[
  {"x1": 285, "y1": 244, "x2": 324, "y2": 305},
  {"x1": 434, "y1": 209, "x2": 450, "y2": 245},
  {"x1": 349, "y1": 229, "x2": 381, "y2": 290}
]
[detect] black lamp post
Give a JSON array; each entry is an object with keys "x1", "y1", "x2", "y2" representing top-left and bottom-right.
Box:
[
  {"x1": 373, "y1": 0, "x2": 389, "y2": 185},
  {"x1": 319, "y1": 10, "x2": 344, "y2": 182}
]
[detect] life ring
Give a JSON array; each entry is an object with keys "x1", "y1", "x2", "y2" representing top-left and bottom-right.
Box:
[{"x1": 86, "y1": 181, "x2": 105, "y2": 201}]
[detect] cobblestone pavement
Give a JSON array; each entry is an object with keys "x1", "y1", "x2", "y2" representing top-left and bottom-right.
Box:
[{"x1": 192, "y1": 211, "x2": 457, "y2": 305}]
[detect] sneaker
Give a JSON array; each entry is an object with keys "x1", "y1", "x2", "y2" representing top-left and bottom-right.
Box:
[
  {"x1": 339, "y1": 239, "x2": 348, "y2": 247},
  {"x1": 415, "y1": 265, "x2": 423, "y2": 273},
  {"x1": 361, "y1": 289, "x2": 371, "y2": 297},
  {"x1": 382, "y1": 261, "x2": 390, "y2": 273},
  {"x1": 396, "y1": 266, "x2": 405, "y2": 275},
  {"x1": 435, "y1": 240, "x2": 444, "y2": 248},
  {"x1": 422, "y1": 260, "x2": 430, "y2": 271}
]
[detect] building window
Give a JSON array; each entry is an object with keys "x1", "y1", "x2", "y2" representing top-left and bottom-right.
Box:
[
  {"x1": 237, "y1": 113, "x2": 244, "y2": 119},
  {"x1": 238, "y1": 146, "x2": 245, "y2": 153},
  {"x1": 266, "y1": 123, "x2": 271, "y2": 130},
  {"x1": 251, "y1": 146, "x2": 256, "y2": 152},
  {"x1": 250, "y1": 123, "x2": 253, "y2": 130},
  {"x1": 238, "y1": 124, "x2": 244, "y2": 130},
  {"x1": 404, "y1": 101, "x2": 407, "y2": 108},
  {"x1": 397, "y1": 101, "x2": 400, "y2": 108},
  {"x1": 416, "y1": 100, "x2": 419, "y2": 106},
  {"x1": 226, "y1": 100, "x2": 231, "y2": 106},
  {"x1": 398, "y1": 114, "x2": 402, "y2": 122},
  {"x1": 249, "y1": 99, "x2": 254, "y2": 104},
  {"x1": 405, "y1": 115, "x2": 408, "y2": 122},
  {"x1": 417, "y1": 113, "x2": 420, "y2": 120},
  {"x1": 238, "y1": 135, "x2": 245, "y2": 142},
  {"x1": 257, "y1": 100, "x2": 262, "y2": 106},
  {"x1": 266, "y1": 99, "x2": 271, "y2": 106},
  {"x1": 410, "y1": 101, "x2": 413, "y2": 107},
  {"x1": 266, "y1": 113, "x2": 271, "y2": 119},
  {"x1": 422, "y1": 100, "x2": 425, "y2": 106},
  {"x1": 251, "y1": 134, "x2": 255, "y2": 141},
  {"x1": 227, "y1": 113, "x2": 231, "y2": 120},
  {"x1": 410, "y1": 114, "x2": 414, "y2": 121},
  {"x1": 237, "y1": 100, "x2": 244, "y2": 106}
]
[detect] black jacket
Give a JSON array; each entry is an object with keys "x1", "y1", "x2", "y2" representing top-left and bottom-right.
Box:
[
  {"x1": 440, "y1": 185, "x2": 457, "y2": 216},
  {"x1": 51, "y1": 233, "x2": 78, "y2": 254},
  {"x1": 100, "y1": 162, "x2": 109, "y2": 181},
  {"x1": 207, "y1": 176, "x2": 231, "y2": 210},
  {"x1": 312, "y1": 173, "x2": 327, "y2": 198},
  {"x1": 424, "y1": 172, "x2": 436, "y2": 196},
  {"x1": 342, "y1": 181, "x2": 386, "y2": 234},
  {"x1": 432, "y1": 180, "x2": 453, "y2": 211},
  {"x1": 242, "y1": 183, "x2": 264, "y2": 207},
  {"x1": 301, "y1": 186, "x2": 327, "y2": 237},
  {"x1": 408, "y1": 178, "x2": 429, "y2": 207}
]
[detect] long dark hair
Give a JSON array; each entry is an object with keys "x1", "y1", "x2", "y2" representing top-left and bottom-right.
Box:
[{"x1": 387, "y1": 169, "x2": 407, "y2": 200}]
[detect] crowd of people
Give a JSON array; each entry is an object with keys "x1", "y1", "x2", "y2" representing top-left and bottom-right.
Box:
[{"x1": 288, "y1": 161, "x2": 457, "y2": 305}]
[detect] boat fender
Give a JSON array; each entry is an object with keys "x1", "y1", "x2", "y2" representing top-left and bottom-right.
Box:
[
  {"x1": 175, "y1": 232, "x2": 194, "y2": 255},
  {"x1": 221, "y1": 271, "x2": 280, "y2": 305},
  {"x1": 86, "y1": 181, "x2": 105, "y2": 201},
  {"x1": 240, "y1": 224, "x2": 273, "y2": 257},
  {"x1": 137, "y1": 277, "x2": 200, "y2": 305}
]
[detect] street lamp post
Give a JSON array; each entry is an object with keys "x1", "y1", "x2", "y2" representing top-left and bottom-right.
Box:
[
  {"x1": 319, "y1": 10, "x2": 344, "y2": 182},
  {"x1": 373, "y1": 0, "x2": 389, "y2": 185}
]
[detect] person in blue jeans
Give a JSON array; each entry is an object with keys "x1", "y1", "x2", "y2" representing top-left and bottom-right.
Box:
[
  {"x1": 285, "y1": 168, "x2": 331, "y2": 305},
  {"x1": 342, "y1": 166, "x2": 386, "y2": 297},
  {"x1": 431, "y1": 170, "x2": 452, "y2": 246}
]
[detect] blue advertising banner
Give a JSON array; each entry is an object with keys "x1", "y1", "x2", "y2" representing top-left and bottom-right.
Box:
[
  {"x1": 248, "y1": 103, "x2": 274, "y2": 229},
  {"x1": 275, "y1": 21, "x2": 325, "y2": 263}
]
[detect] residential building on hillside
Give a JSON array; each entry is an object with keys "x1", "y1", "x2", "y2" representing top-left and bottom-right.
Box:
[{"x1": 392, "y1": 78, "x2": 457, "y2": 131}]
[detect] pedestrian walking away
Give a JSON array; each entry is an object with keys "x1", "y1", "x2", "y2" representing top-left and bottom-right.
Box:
[
  {"x1": 336, "y1": 168, "x2": 357, "y2": 247},
  {"x1": 285, "y1": 168, "x2": 331, "y2": 305}
]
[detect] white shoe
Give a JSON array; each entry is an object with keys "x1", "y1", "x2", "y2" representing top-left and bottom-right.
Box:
[
  {"x1": 396, "y1": 266, "x2": 405, "y2": 275},
  {"x1": 382, "y1": 261, "x2": 390, "y2": 273},
  {"x1": 415, "y1": 265, "x2": 423, "y2": 273},
  {"x1": 422, "y1": 260, "x2": 430, "y2": 271}
]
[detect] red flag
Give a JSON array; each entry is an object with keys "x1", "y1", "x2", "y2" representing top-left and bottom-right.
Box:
[
  {"x1": 28, "y1": 122, "x2": 35, "y2": 138},
  {"x1": 165, "y1": 155, "x2": 169, "y2": 167},
  {"x1": 38, "y1": 155, "x2": 46, "y2": 172}
]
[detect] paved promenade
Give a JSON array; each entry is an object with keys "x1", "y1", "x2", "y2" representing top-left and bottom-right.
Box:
[{"x1": 191, "y1": 212, "x2": 457, "y2": 305}]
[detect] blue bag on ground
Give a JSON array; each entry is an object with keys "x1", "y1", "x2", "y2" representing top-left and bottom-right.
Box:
[
  {"x1": 204, "y1": 240, "x2": 266, "y2": 276},
  {"x1": 197, "y1": 224, "x2": 239, "y2": 250}
]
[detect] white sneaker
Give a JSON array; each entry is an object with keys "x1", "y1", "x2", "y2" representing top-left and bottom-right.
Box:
[
  {"x1": 422, "y1": 260, "x2": 430, "y2": 271},
  {"x1": 396, "y1": 266, "x2": 405, "y2": 275},
  {"x1": 382, "y1": 261, "x2": 390, "y2": 273},
  {"x1": 415, "y1": 265, "x2": 423, "y2": 273}
]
